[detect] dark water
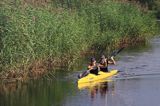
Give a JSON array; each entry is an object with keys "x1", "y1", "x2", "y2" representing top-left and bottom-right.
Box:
[{"x1": 1, "y1": 37, "x2": 160, "y2": 106}]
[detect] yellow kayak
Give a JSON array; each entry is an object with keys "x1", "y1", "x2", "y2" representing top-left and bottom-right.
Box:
[
  {"x1": 78, "y1": 78, "x2": 112, "y2": 89},
  {"x1": 78, "y1": 70, "x2": 118, "y2": 84}
]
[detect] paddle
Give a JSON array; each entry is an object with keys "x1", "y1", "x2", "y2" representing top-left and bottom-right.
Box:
[
  {"x1": 110, "y1": 47, "x2": 125, "y2": 58},
  {"x1": 78, "y1": 70, "x2": 89, "y2": 79},
  {"x1": 106, "y1": 47, "x2": 125, "y2": 71},
  {"x1": 78, "y1": 66, "x2": 98, "y2": 79}
]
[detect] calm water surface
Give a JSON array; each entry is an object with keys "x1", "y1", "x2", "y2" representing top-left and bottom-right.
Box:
[{"x1": 1, "y1": 37, "x2": 160, "y2": 106}]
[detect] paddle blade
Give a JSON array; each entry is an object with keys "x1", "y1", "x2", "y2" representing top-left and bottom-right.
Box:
[
  {"x1": 117, "y1": 47, "x2": 125, "y2": 54},
  {"x1": 111, "y1": 47, "x2": 125, "y2": 57},
  {"x1": 78, "y1": 70, "x2": 90, "y2": 78}
]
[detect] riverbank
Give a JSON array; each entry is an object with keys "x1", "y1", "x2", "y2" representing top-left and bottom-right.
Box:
[
  {"x1": 0, "y1": 0, "x2": 159, "y2": 83},
  {"x1": 1, "y1": 37, "x2": 160, "y2": 106}
]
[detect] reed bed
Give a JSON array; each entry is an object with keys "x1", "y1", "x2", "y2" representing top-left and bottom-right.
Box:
[{"x1": 0, "y1": 0, "x2": 158, "y2": 81}]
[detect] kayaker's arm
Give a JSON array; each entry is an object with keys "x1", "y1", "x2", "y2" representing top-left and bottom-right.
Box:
[
  {"x1": 88, "y1": 63, "x2": 100, "y2": 69},
  {"x1": 108, "y1": 56, "x2": 116, "y2": 65}
]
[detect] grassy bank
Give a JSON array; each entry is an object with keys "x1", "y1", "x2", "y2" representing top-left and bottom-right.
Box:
[{"x1": 0, "y1": 0, "x2": 158, "y2": 81}]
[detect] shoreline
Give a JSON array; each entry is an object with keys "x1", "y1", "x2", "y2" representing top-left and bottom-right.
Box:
[{"x1": 0, "y1": 37, "x2": 149, "y2": 84}]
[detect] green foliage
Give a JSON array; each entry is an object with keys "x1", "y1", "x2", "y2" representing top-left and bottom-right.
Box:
[{"x1": 0, "y1": 0, "x2": 158, "y2": 71}]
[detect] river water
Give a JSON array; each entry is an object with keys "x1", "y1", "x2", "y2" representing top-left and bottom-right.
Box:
[{"x1": 1, "y1": 37, "x2": 160, "y2": 106}]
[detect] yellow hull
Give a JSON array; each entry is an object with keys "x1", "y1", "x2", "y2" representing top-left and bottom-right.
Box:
[
  {"x1": 78, "y1": 78, "x2": 112, "y2": 89},
  {"x1": 78, "y1": 70, "x2": 118, "y2": 84}
]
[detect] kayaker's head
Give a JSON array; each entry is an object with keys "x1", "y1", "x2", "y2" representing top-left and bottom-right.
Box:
[
  {"x1": 100, "y1": 55, "x2": 107, "y2": 64},
  {"x1": 90, "y1": 57, "x2": 96, "y2": 62},
  {"x1": 101, "y1": 55, "x2": 105, "y2": 59},
  {"x1": 90, "y1": 57, "x2": 96, "y2": 65}
]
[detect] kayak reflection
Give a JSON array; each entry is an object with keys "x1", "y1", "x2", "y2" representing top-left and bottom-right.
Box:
[
  {"x1": 99, "y1": 82, "x2": 109, "y2": 97},
  {"x1": 90, "y1": 81, "x2": 115, "y2": 100},
  {"x1": 78, "y1": 80, "x2": 115, "y2": 100}
]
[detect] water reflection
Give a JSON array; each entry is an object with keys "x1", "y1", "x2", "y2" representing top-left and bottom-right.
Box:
[
  {"x1": 0, "y1": 83, "x2": 18, "y2": 95},
  {"x1": 99, "y1": 82, "x2": 109, "y2": 97},
  {"x1": 79, "y1": 81, "x2": 115, "y2": 100},
  {"x1": 90, "y1": 85, "x2": 98, "y2": 99},
  {"x1": 0, "y1": 79, "x2": 76, "y2": 106}
]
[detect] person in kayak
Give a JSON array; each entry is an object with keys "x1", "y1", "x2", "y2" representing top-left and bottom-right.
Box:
[
  {"x1": 87, "y1": 57, "x2": 100, "y2": 75},
  {"x1": 98, "y1": 55, "x2": 116, "y2": 72},
  {"x1": 78, "y1": 57, "x2": 99, "y2": 78}
]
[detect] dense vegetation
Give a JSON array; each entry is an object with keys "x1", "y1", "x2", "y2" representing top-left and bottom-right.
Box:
[
  {"x1": 127, "y1": 0, "x2": 160, "y2": 18},
  {"x1": 0, "y1": 0, "x2": 158, "y2": 81}
]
